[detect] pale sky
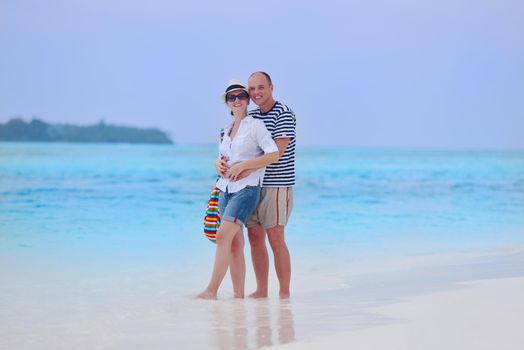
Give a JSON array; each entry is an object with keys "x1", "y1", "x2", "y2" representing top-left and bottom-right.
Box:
[{"x1": 1, "y1": 0, "x2": 523, "y2": 148}]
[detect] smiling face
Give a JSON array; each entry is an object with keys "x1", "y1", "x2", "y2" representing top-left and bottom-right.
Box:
[
  {"x1": 226, "y1": 89, "x2": 250, "y2": 115},
  {"x1": 248, "y1": 73, "x2": 275, "y2": 112}
]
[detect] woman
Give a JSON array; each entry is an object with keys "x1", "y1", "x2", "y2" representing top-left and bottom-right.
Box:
[{"x1": 197, "y1": 80, "x2": 279, "y2": 300}]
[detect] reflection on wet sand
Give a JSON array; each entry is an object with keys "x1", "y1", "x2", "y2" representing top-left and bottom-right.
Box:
[
  {"x1": 254, "y1": 300, "x2": 272, "y2": 348},
  {"x1": 212, "y1": 299, "x2": 295, "y2": 350},
  {"x1": 278, "y1": 301, "x2": 295, "y2": 345}
]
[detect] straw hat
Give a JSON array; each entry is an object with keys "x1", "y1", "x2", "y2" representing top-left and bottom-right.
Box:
[{"x1": 221, "y1": 80, "x2": 249, "y2": 103}]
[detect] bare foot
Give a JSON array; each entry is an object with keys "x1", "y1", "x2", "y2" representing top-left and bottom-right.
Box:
[
  {"x1": 248, "y1": 290, "x2": 268, "y2": 299},
  {"x1": 279, "y1": 291, "x2": 290, "y2": 299},
  {"x1": 196, "y1": 289, "x2": 217, "y2": 300},
  {"x1": 233, "y1": 292, "x2": 244, "y2": 299}
]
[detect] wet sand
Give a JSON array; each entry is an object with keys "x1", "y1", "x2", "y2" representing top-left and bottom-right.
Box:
[
  {"x1": 1, "y1": 248, "x2": 524, "y2": 349},
  {"x1": 268, "y1": 277, "x2": 524, "y2": 350}
]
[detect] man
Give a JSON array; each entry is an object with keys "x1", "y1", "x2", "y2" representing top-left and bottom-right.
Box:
[
  {"x1": 246, "y1": 72, "x2": 296, "y2": 299},
  {"x1": 216, "y1": 72, "x2": 295, "y2": 298}
]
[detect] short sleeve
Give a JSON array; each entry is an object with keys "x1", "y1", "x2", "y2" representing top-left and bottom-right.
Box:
[
  {"x1": 254, "y1": 120, "x2": 278, "y2": 154},
  {"x1": 273, "y1": 111, "x2": 296, "y2": 139}
]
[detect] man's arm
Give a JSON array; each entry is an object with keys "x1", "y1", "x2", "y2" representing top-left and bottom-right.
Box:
[
  {"x1": 226, "y1": 151, "x2": 279, "y2": 181},
  {"x1": 235, "y1": 137, "x2": 291, "y2": 180},
  {"x1": 274, "y1": 137, "x2": 291, "y2": 158}
]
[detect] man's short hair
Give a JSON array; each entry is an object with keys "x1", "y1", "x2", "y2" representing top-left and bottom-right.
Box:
[{"x1": 250, "y1": 71, "x2": 272, "y2": 85}]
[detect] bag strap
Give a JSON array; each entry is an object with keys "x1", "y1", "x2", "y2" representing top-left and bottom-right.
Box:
[{"x1": 216, "y1": 128, "x2": 225, "y2": 181}]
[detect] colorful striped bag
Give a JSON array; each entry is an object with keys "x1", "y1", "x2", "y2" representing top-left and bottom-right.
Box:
[
  {"x1": 203, "y1": 129, "x2": 225, "y2": 243},
  {"x1": 203, "y1": 185, "x2": 221, "y2": 242}
]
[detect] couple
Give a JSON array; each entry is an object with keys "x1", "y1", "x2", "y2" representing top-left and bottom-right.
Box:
[{"x1": 197, "y1": 72, "x2": 296, "y2": 300}]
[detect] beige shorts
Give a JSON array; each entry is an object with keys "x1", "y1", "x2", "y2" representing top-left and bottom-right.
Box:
[{"x1": 246, "y1": 187, "x2": 294, "y2": 229}]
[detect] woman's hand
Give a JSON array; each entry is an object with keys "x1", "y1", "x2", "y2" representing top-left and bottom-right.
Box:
[{"x1": 215, "y1": 156, "x2": 229, "y2": 177}]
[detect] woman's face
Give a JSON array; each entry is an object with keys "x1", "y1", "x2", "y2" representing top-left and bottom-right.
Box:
[{"x1": 226, "y1": 89, "x2": 249, "y2": 114}]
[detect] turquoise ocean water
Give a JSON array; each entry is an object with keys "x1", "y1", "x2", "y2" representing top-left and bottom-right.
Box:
[
  {"x1": 2, "y1": 141, "x2": 524, "y2": 288},
  {"x1": 2, "y1": 142, "x2": 523, "y2": 259},
  {"x1": 2, "y1": 142, "x2": 524, "y2": 349}
]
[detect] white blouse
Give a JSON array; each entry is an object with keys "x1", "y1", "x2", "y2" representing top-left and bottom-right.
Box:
[{"x1": 216, "y1": 116, "x2": 278, "y2": 193}]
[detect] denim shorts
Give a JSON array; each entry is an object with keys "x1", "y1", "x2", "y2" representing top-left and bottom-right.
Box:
[{"x1": 219, "y1": 185, "x2": 261, "y2": 227}]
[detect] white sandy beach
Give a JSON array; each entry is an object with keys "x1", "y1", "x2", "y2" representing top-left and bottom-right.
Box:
[
  {"x1": 267, "y1": 277, "x2": 524, "y2": 350},
  {"x1": 2, "y1": 248, "x2": 524, "y2": 350}
]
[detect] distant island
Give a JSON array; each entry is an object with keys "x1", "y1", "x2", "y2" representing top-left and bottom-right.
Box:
[{"x1": 0, "y1": 118, "x2": 173, "y2": 144}]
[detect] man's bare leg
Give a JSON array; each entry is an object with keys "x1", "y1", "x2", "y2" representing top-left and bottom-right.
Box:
[
  {"x1": 267, "y1": 225, "x2": 291, "y2": 299},
  {"x1": 247, "y1": 224, "x2": 269, "y2": 298},
  {"x1": 230, "y1": 228, "x2": 245, "y2": 298}
]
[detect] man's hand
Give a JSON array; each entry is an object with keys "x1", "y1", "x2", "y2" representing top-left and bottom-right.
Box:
[
  {"x1": 225, "y1": 162, "x2": 246, "y2": 181},
  {"x1": 215, "y1": 156, "x2": 229, "y2": 177},
  {"x1": 235, "y1": 168, "x2": 257, "y2": 180}
]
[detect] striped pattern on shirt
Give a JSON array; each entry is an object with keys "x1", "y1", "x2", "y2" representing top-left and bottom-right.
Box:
[{"x1": 249, "y1": 101, "x2": 296, "y2": 187}]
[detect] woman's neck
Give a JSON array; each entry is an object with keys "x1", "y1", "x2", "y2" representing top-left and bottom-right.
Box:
[{"x1": 232, "y1": 111, "x2": 247, "y2": 124}]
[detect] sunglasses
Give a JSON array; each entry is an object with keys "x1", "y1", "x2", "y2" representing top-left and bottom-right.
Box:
[{"x1": 226, "y1": 92, "x2": 249, "y2": 102}]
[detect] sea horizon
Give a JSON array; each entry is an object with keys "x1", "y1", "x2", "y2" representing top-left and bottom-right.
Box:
[{"x1": 2, "y1": 140, "x2": 524, "y2": 151}]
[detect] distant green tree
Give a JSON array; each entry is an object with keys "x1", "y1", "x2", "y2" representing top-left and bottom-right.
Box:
[{"x1": 0, "y1": 118, "x2": 174, "y2": 144}]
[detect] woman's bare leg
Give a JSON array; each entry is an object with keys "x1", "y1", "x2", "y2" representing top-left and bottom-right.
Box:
[
  {"x1": 230, "y1": 228, "x2": 245, "y2": 298},
  {"x1": 197, "y1": 221, "x2": 242, "y2": 299}
]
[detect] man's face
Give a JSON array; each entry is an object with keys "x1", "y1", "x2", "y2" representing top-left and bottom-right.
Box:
[{"x1": 248, "y1": 74, "x2": 273, "y2": 107}]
